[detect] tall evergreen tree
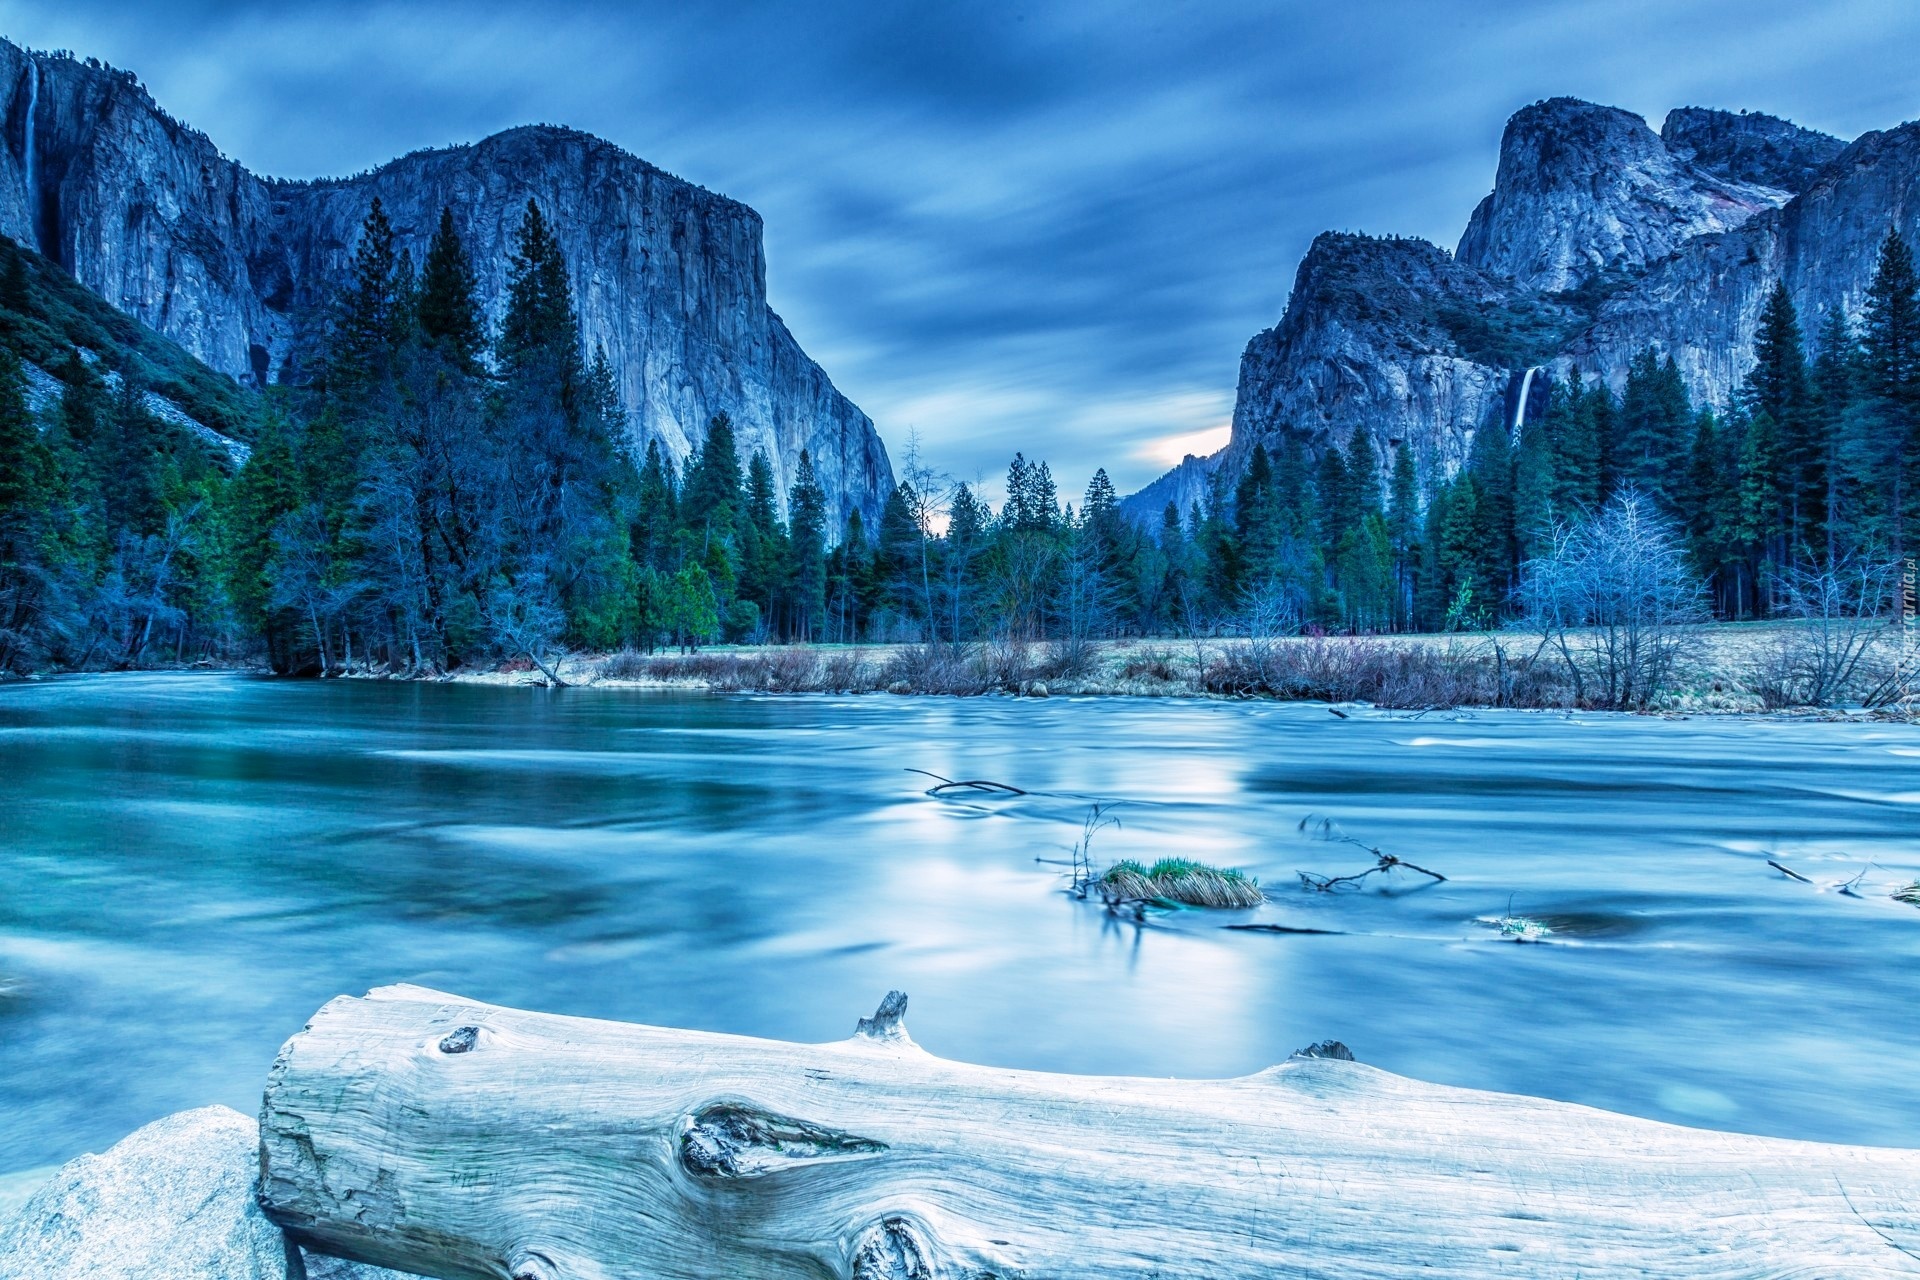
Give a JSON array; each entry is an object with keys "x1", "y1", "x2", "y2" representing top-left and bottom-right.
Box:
[
  {"x1": 787, "y1": 449, "x2": 828, "y2": 641},
  {"x1": 1742, "y1": 282, "x2": 1814, "y2": 552},
  {"x1": 1810, "y1": 309, "x2": 1857, "y2": 555},
  {"x1": 332, "y1": 198, "x2": 405, "y2": 394},
  {"x1": 1615, "y1": 349, "x2": 1692, "y2": 509},
  {"x1": 416, "y1": 206, "x2": 485, "y2": 367},
  {"x1": 1857, "y1": 229, "x2": 1920, "y2": 553},
  {"x1": 497, "y1": 199, "x2": 582, "y2": 406}
]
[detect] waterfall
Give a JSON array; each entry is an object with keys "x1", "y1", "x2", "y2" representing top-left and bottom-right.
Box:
[
  {"x1": 1511, "y1": 365, "x2": 1540, "y2": 438},
  {"x1": 21, "y1": 56, "x2": 36, "y2": 249}
]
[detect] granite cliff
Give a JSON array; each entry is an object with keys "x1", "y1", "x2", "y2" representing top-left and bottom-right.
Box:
[
  {"x1": 1126, "y1": 98, "x2": 1909, "y2": 521},
  {"x1": 0, "y1": 40, "x2": 892, "y2": 525}
]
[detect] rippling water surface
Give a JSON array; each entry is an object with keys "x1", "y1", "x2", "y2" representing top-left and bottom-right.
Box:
[{"x1": 3, "y1": 672, "x2": 1918, "y2": 1173}]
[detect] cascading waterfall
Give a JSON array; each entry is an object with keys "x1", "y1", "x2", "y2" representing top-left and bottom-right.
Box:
[
  {"x1": 21, "y1": 55, "x2": 37, "y2": 249},
  {"x1": 1511, "y1": 365, "x2": 1540, "y2": 438}
]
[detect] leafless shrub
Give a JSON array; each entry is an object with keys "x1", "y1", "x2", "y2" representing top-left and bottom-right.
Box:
[
  {"x1": 1040, "y1": 634, "x2": 1100, "y2": 681},
  {"x1": 1119, "y1": 648, "x2": 1181, "y2": 683},
  {"x1": 1201, "y1": 635, "x2": 1556, "y2": 708},
  {"x1": 595, "y1": 649, "x2": 653, "y2": 680},
  {"x1": 1519, "y1": 490, "x2": 1708, "y2": 710},
  {"x1": 1745, "y1": 556, "x2": 1900, "y2": 708},
  {"x1": 974, "y1": 636, "x2": 1039, "y2": 691},
  {"x1": 882, "y1": 642, "x2": 990, "y2": 695},
  {"x1": 819, "y1": 648, "x2": 878, "y2": 693}
]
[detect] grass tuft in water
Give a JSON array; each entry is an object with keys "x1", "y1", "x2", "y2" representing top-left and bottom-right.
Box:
[
  {"x1": 1100, "y1": 858, "x2": 1264, "y2": 909},
  {"x1": 1893, "y1": 883, "x2": 1920, "y2": 907},
  {"x1": 1475, "y1": 913, "x2": 1553, "y2": 943}
]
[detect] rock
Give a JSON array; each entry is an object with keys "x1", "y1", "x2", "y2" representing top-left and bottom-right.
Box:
[
  {"x1": 1661, "y1": 107, "x2": 1847, "y2": 196},
  {"x1": 1567, "y1": 120, "x2": 1920, "y2": 408},
  {"x1": 0, "y1": 1105, "x2": 416, "y2": 1280},
  {"x1": 1149, "y1": 232, "x2": 1543, "y2": 515},
  {"x1": 1026, "y1": 681, "x2": 1049, "y2": 698},
  {"x1": 0, "y1": 1105, "x2": 290, "y2": 1280},
  {"x1": 1123, "y1": 96, "x2": 1883, "y2": 514},
  {"x1": 1455, "y1": 97, "x2": 1788, "y2": 294},
  {"x1": 0, "y1": 41, "x2": 892, "y2": 528}
]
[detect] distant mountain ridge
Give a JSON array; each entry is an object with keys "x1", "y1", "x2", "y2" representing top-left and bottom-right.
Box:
[
  {"x1": 0, "y1": 39, "x2": 893, "y2": 526},
  {"x1": 1125, "y1": 98, "x2": 1911, "y2": 520}
]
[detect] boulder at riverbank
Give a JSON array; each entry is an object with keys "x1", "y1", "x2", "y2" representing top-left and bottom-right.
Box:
[{"x1": 0, "y1": 1106, "x2": 402, "y2": 1280}]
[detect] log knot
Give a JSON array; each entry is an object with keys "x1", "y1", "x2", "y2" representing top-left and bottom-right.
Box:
[
  {"x1": 679, "y1": 1103, "x2": 887, "y2": 1180},
  {"x1": 852, "y1": 1216, "x2": 933, "y2": 1280},
  {"x1": 437, "y1": 1026, "x2": 479, "y2": 1054},
  {"x1": 855, "y1": 991, "x2": 910, "y2": 1043}
]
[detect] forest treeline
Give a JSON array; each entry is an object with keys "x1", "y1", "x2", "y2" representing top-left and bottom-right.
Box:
[{"x1": 0, "y1": 202, "x2": 1914, "y2": 677}]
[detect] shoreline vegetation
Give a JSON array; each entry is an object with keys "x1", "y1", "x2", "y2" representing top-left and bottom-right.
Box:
[{"x1": 51, "y1": 619, "x2": 1899, "y2": 717}]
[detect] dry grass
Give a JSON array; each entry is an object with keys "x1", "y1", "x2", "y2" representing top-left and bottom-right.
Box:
[
  {"x1": 509, "y1": 620, "x2": 1910, "y2": 714},
  {"x1": 1100, "y1": 858, "x2": 1264, "y2": 909},
  {"x1": 1894, "y1": 883, "x2": 1920, "y2": 907}
]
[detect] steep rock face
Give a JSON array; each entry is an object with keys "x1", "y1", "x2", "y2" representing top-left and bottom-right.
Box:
[
  {"x1": 1567, "y1": 120, "x2": 1920, "y2": 406},
  {"x1": 1127, "y1": 97, "x2": 1873, "y2": 515},
  {"x1": 1118, "y1": 452, "x2": 1218, "y2": 526},
  {"x1": 1455, "y1": 97, "x2": 1787, "y2": 293},
  {"x1": 0, "y1": 41, "x2": 892, "y2": 525},
  {"x1": 1228, "y1": 233, "x2": 1546, "y2": 473},
  {"x1": 1661, "y1": 107, "x2": 1847, "y2": 195}
]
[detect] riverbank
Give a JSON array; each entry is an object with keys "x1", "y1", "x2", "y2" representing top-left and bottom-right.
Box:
[{"x1": 448, "y1": 622, "x2": 1917, "y2": 716}]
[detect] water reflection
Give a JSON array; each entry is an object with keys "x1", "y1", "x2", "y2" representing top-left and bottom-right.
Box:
[{"x1": 1, "y1": 673, "x2": 1917, "y2": 1174}]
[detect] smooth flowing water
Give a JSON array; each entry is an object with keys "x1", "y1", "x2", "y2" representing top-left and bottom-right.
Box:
[{"x1": 3, "y1": 672, "x2": 1918, "y2": 1177}]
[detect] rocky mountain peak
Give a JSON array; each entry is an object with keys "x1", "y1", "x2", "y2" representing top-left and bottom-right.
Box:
[
  {"x1": 0, "y1": 37, "x2": 892, "y2": 527},
  {"x1": 1660, "y1": 107, "x2": 1847, "y2": 195},
  {"x1": 1456, "y1": 96, "x2": 1787, "y2": 293}
]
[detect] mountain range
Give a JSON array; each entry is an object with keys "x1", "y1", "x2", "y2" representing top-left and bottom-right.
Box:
[
  {"x1": 1124, "y1": 97, "x2": 1918, "y2": 520},
  {"x1": 0, "y1": 38, "x2": 894, "y2": 527},
  {"x1": 5, "y1": 35, "x2": 1916, "y2": 536}
]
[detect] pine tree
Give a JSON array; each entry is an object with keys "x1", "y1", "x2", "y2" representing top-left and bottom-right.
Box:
[
  {"x1": 332, "y1": 198, "x2": 404, "y2": 393},
  {"x1": 1315, "y1": 443, "x2": 1353, "y2": 550},
  {"x1": 682, "y1": 413, "x2": 743, "y2": 552},
  {"x1": 1466, "y1": 413, "x2": 1514, "y2": 598},
  {"x1": 584, "y1": 346, "x2": 622, "y2": 441},
  {"x1": 498, "y1": 199, "x2": 582, "y2": 407},
  {"x1": 416, "y1": 206, "x2": 484, "y2": 367},
  {"x1": 100, "y1": 369, "x2": 167, "y2": 537},
  {"x1": 740, "y1": 448, "x2": 787, "y2": 627},
  {"x1": 1810, "y1": 309, "x2": 1857, "y2": 555},
  {"x1": 0, "y1": 345, "x2": 57, "y2": 673},
  {"x1": 1857, "y1": 229, "x2": 1920, "y2": 553},
  {"x1": 787, "y1": 449, "x2": 828, "y2": 641},
  {"x1": 1549, "y1": 368, "x2": 1604, "y2": 511},
  {"x1": 1743, "y1": 282, "x2": 1813, "y2": 553},
  {"x1": 1385, "y1": 443, "x2": 1420, "y2": 628},
  {"x1": 1345, "y1": 428, "x2": 1383, "y2": 517},
  {"x1": 631, "y1": 439, "x2": 678, "y2": 572},
  {"x1": 1616, "y1": 349, "x2": 1692, "y2": 509},
  {"x1": 221, "y1": 409, "x2": 304, "y2": 634},
  {"x1": 1233, "y1": 443, "x2": 1280, "y2": 589},
  {"x1": 1511, "y1": 417, "x2": 1557, "y2": 562}
]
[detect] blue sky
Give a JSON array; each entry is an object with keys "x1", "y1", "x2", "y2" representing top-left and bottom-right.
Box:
[{"x1": 3, "y1": 0, "x2": 1917, "y2": 503}]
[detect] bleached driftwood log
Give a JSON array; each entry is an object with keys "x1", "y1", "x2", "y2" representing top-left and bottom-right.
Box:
[{"x1": 259, "y1": 984, "x2": 1920, "y2": 1279}]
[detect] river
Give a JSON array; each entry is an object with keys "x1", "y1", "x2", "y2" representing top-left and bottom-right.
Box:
[{"x1": 2, "y1": 672, "x2": 1917, "y2": 1176}]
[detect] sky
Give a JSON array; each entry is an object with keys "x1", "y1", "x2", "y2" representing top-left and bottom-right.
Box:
[{"x1": 3, "y1": 0, "x2": 1918, "y2": 504}]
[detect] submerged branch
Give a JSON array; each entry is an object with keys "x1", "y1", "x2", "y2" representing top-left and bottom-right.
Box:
[
  {"x1": 907, "y1": 768, "x2": 1029, "y2": 796},
  {"x1": 1296, "y1": 815, "x2": 1446, "y2": 891}
]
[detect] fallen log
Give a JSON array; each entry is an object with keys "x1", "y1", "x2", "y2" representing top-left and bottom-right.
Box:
[{"x1": 259, "y1": 984, "x2": 1920, "y2": 1279}]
